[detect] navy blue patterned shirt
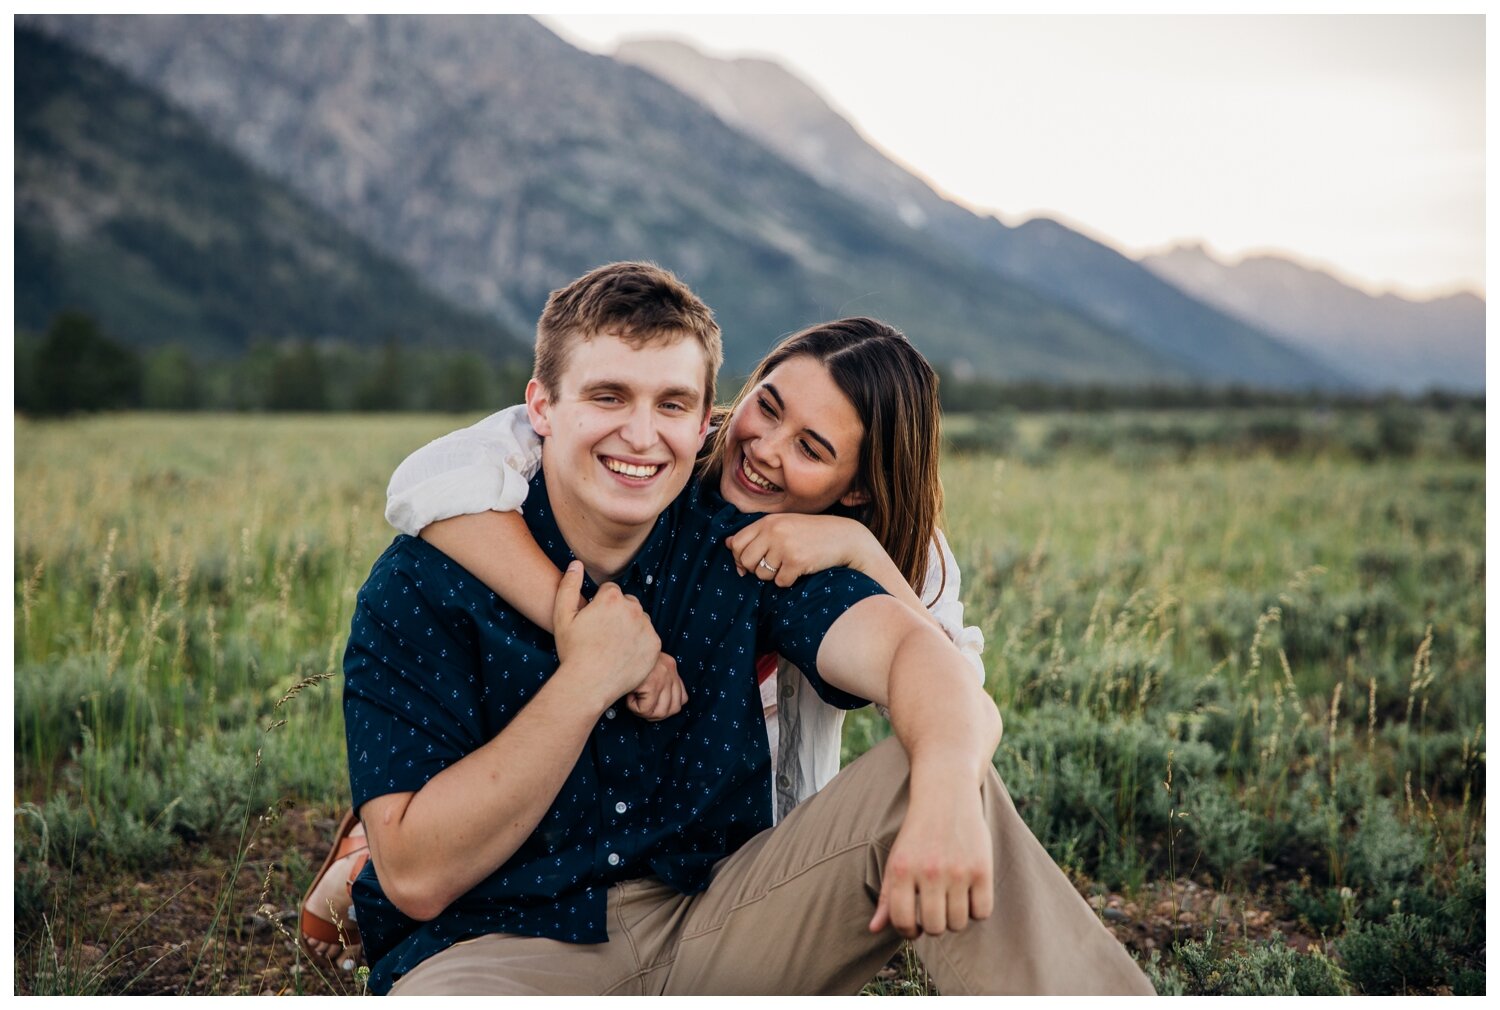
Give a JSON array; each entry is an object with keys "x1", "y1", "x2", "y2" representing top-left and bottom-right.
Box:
[{"x1": 342, "y1": 469, "x2": 885, "y2": 993}]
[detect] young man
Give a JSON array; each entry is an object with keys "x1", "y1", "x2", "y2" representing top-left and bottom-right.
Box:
[{"x1": 342, "y1": 262, "x2": 1153, "y2": 995}]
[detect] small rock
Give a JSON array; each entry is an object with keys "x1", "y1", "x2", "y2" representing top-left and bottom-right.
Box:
[{"x1": 1102, "y1": 908, "x2": 1129, "y2": 923}]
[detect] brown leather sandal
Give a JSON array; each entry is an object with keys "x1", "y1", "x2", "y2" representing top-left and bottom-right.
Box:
[{"x1": 298, "y1": 809, "x2": 370, "y2": 969}]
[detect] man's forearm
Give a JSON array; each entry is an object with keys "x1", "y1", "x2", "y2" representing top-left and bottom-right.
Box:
[
  {"x1": 362, "y1": 563, "x2": 661, "y2": 922},
  {"x1": 817, "y1": 595, "x2": 1000, "y2": 771},
  {"x1": 815, "y1": 596, "x2": 1003, "y2": 937},
  {"x1": 877, "y1": 626, "x2": 1002, "y2": 938},
  {"x1": 361, "y1": 662, "x2": 609, "y2": 921},
  {"x1": 885, "y1": 624, "x2": 1002, "y2": 780}
]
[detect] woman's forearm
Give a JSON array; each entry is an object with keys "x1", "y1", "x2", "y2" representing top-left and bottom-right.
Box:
[{"x1": 421, "y1": 511, "x2": 561, "y2": 632}]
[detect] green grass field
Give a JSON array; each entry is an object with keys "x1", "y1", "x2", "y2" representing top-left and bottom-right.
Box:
[{"x1": 13, "y1": 410, "x2": 1485, "y2": 995}]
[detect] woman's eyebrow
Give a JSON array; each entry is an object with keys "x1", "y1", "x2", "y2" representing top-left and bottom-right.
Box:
[
  {"x1": 804, "y1": 429, "x2": 839, "y2": 460},
  {"x1": 764, "y1": 382, "x2": 839, "y2": 460}
]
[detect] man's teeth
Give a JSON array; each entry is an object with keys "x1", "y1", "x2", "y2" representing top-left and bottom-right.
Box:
[
  {"x1": 741, "y1": 454, "x2": 779, "y2": 492},
  {"x1": 604, "y1": 458, "x2": 662, "y2": 479}
]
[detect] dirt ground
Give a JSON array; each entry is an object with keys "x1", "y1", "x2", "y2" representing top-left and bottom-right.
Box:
[{"x1": 18, "y1": 805, "x2": 1322, "y2": 996}]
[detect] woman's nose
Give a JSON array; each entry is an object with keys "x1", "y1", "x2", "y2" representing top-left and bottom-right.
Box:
[{"x1": 747, "y1": 434, "x2": 781, "y2": 466}]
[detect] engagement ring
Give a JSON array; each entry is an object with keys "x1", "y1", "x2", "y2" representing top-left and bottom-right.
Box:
[{"x1": 758, "y1": 560, "x2": 779, "y2": 573}]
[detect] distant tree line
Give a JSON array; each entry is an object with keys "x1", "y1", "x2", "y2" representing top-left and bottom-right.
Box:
[
  {"x1": 944, "y1": 403, "x2": 1484, "y2": 463},
  {"x1": 15, "y1": 312, "x2": 532, "y2": 416},
  {"x1": 932, "y1": 366, "x2": 1484, "y2": 414},
  {"x1": 13, "y1": 311, "x2": 1486, "y2": 418}
]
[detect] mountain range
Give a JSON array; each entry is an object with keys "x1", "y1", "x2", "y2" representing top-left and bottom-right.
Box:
[
  {"x1": 15, "y1": 25, "x2": 525, "y2": 359},
  {"x1": 612, "y1": 38, "x2": 1351, "y2": 390},
  {"x1": 1141, "y1": 244, "x2": 1484, "y2": 394},
  {"x1": 17, "y1": 15, "x2": 1480, "y2": 391},
  {"x1": 25, "y1": 13, "x2": 1187, "y2": 384}
]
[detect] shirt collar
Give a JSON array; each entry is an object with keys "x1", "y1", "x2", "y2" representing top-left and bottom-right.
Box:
[
  {"x1": 694, "y1": 472, "x2": 767, "y2": 536},
  {"x1": 524, "y1": 466, "x2": 677, "y2": 596}
]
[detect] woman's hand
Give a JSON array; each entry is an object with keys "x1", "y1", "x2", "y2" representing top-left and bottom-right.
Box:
[
  {"x1": 626, "y1": 652, "x2": 689, "y2": 721},
  {"x1": 725, "y1": 514, "x2": 879, "y2": 588}
]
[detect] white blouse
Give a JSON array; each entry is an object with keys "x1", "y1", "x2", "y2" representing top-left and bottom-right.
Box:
[{"x1": 387, "y1": 405, "x2": 986, "y2": 822}]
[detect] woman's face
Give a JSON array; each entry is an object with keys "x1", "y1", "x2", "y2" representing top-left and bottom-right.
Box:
[{"x1": 718, "y1": 355, "x2": 868, "y2": 515}]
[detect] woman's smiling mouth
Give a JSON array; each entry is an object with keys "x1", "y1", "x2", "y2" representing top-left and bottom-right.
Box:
[{"x1": 738, "y1": 452, "x2": 782, "y2": 493}]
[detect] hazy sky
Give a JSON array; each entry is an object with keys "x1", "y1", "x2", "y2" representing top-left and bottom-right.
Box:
[{"x1": 541, "y1": 13, "x2": 1485, "y2": 300}]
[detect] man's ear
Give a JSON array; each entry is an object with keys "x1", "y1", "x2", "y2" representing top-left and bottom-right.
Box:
[
  {"x1": 838, "y1": 486, "x2": 870, "y2": 508},
  {"x1": 696, "y1": 409, "x2": 712, "y2": 449},
  {"x1": 525, "y1": 378, "x2": 553, "y2": 437}
]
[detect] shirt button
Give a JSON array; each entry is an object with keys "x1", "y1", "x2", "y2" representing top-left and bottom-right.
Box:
[
  {"x1": 781, "y1": 683, "x2": 794, "y2": 699},
  {"x1": 605, "y1": 708, "x2": 617, "y2": 720},
  {"x1": 607, "y1": 852, "x2": 621, "y2": 866},
  {"x1": 615, "y1": 801, "x2": 628, "y2": 814},
  {"x1": 776, "y1": 774, "x2": 791, "y2": 788}
]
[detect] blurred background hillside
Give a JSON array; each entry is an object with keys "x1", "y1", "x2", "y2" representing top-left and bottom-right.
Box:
[{"x1": 13, "y1": 14, "x2": 1484, "y2": 415}]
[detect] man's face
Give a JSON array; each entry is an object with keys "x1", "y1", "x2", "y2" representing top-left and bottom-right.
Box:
[{"x1": 527, "y1": 332, "x2": 711, "y2": 542}]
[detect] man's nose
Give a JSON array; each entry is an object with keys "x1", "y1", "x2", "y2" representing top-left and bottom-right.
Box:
[{"x1": 620, "y1": 403, "x2": 658, "y2": 450}]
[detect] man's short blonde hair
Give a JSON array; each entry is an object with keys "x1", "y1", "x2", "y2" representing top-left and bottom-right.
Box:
[{"x1": 534, "y1": 262, "x2": 722, "y2": 413}]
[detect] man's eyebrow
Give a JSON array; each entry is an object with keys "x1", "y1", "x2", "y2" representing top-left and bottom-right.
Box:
[
  {"x1": 764, "y1": 382, "x2": 838, "y2": 460},
  {"x1": 659, "y1": 385, "x2": 702, "y2": 406},
  {"x1": 579, "y1": 379, "x2": 701, "y2": 406},
  {"x1": 579, "y1": 379, "x2": 630, "y2": 397}
]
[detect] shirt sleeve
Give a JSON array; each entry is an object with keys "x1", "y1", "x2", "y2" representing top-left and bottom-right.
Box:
[
  {"x1": 922, "y1": 530, "x2": 986, "y2": 684},
  {"x1": 385, "y1": 404, "x2": 543, "y2": 536},
  {"x1": 760, "y1": 568, "x2": 887, "y2": 711},
  {"x1": 343, "y1": 541, "x2": 489, "y2": 811}
]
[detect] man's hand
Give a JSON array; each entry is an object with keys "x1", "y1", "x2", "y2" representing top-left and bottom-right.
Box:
[
  {"x1": 812, "y1": 596, "x2": 1004, "y2": 939},
  {"x1": 869, "y1": 771, "x2": 995, "y2": 939},
  {"x1": 553, "y1": 561, "x2": 662, "y2": 708},
  {"x1": 626, "y1": 652, "x2": 688, "y2": 721}
]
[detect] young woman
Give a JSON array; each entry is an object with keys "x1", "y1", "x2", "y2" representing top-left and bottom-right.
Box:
[{"x1": 301, "y1": 318, "x2": 984, "y2": 968}]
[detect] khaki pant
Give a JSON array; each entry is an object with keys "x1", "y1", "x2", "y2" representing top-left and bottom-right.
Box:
[{"x1": 391, "y1": 738, "x2": 1155, "y2": 995}]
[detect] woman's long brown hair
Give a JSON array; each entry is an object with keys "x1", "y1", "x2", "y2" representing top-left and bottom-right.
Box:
[{"x1": 703, "y1": 318, "x2": 946, "y2": 599}]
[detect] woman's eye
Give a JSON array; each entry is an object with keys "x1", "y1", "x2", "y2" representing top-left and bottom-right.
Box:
[
  {"x1": 799, "y1": 439, "x2": 821, "y2": 461},
  {"x1": 757, "y1": 396, "x2": 776, "y2": 418}
]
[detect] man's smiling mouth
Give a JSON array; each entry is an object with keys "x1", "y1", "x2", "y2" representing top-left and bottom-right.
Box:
[{"x1": 602, "y1": 456, "x2": 664, "y2": 479}]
